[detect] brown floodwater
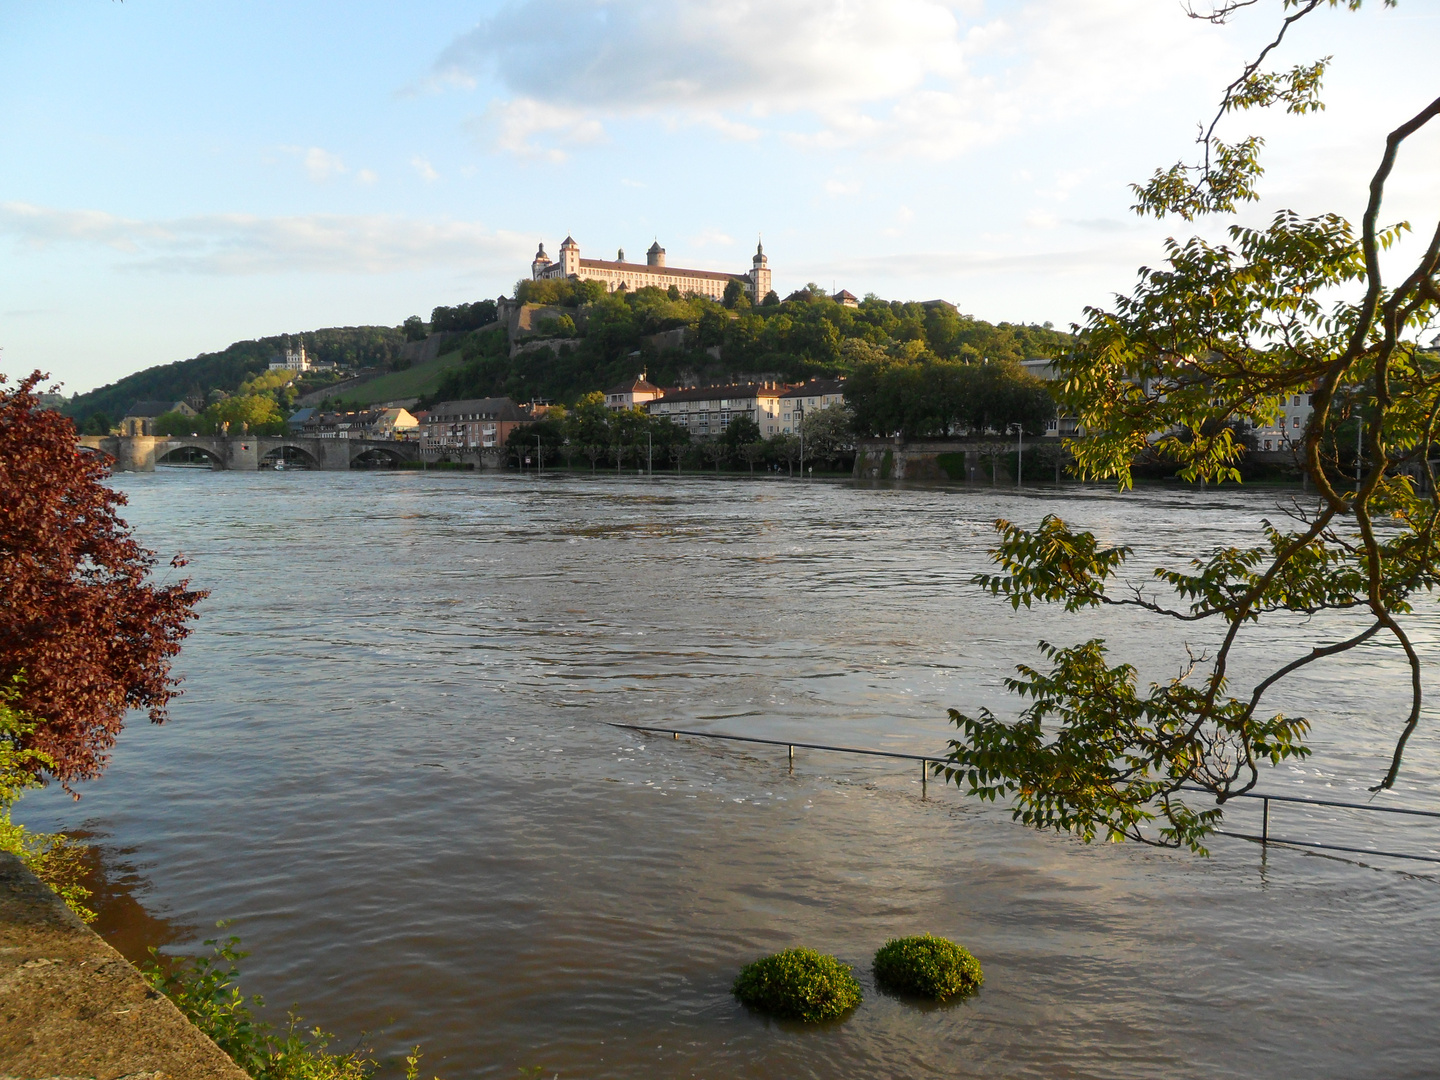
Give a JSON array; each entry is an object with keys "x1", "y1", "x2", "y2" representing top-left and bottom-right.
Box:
[{"x1": 18, "y1": 470, "x2": 1440, "y2": 1078}]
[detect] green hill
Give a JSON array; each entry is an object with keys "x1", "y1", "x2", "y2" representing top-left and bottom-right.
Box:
[
  {"x1": 66, "y1": 326, "x2": 408, "y2": 424},
  {"x1": 323, "y1": 349, "x2": 466, "y2": 407}
]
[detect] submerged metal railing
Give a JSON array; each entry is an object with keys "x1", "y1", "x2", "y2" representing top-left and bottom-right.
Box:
[{"x1": 610, "y1": 722, "x2": 1440, "y2": 867}]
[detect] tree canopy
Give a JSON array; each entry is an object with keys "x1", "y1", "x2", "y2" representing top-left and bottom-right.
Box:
[
  {"x1": 1, "y1": 372, "x2": 206, "y2": 784},
  {"x1": 939, "y1": 0, "x2": 1439, "y2": 853}
]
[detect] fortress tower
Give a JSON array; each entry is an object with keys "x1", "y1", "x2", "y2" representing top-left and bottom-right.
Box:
[{"x1": 747, "y1": 240, "x2": 772, "y2": 304}]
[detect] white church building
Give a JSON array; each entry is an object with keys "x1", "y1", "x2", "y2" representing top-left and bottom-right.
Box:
[{"x1": 531, "y1": 236, "x2": 773, "y2": 304}]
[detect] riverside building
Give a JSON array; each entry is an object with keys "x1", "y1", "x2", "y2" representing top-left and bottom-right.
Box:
[
  {"x1": 647, "y1": 382, "x2": 787, "y2": 438},
  {"x1": 532, "y1": 236, "x2": 773, "y2": 304}
]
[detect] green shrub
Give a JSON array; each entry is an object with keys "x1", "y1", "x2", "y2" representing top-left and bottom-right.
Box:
[
  {"x1": 872, "y1": 934, "x2": 982, "y2": 1000},
  {"x1": 0, "y1": 675, "x2": 94, "y2": 922},
  {"x1": 142, "y1": 930, "x2": 375, "y2": 1080},
  {"x1": 731, "y1": 947, "x2": 862, "y2": 1022}
]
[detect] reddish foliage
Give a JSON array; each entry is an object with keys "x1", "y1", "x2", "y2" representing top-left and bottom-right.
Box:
[{"x1": 0, "y1": 371, "x2": 206, "y2": 785}]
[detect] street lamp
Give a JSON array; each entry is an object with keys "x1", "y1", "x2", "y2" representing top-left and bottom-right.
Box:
[
  {"x1": 536, "y1": 433, "x2": 542, "y2": 475},
  {"x1": 1013, "y1": 422, "x2": 1023, "y2": 488},
  {"x1": 647, "y1": 430, "x2": 653, "y2": 475}
]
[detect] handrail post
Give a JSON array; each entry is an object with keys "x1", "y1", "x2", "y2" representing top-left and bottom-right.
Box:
[
  {"x1": 788, "y1": 744, "x2": 794, "y2": 773},
  {"x1": 921, "y1": 759, "x2": 927, "y2": 799},
  {"x1": 1262, "y1": 797, "x2": 1270, "y2": 844}
]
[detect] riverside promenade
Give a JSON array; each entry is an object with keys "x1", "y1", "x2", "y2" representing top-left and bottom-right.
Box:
[{"x1": 0, "y1": 852, "x2": 246, "y2": 1079}]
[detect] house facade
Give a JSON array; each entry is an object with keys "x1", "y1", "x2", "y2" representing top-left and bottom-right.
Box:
[
  {"x1": 646, "y1": 382, "x2": 787, "y2": 438},
  {"x1": 1252, "y1": 392, "x2": 1315, "y2": 452},
  {"x1": 778, "y1": 379, "x2": 847, "y2": 435},
  {"x1": 422, "y1": 398, "x2": 535, "y2": 452},
  {"x1": 121, "y1": 399, "x2": 197, "y2": 436},
  {"x1": 300, "y1": 407, "x2": 419, "y2": 440},
  {"x1": 604, "y1": 376, "x2": 663, "y2": 411}
]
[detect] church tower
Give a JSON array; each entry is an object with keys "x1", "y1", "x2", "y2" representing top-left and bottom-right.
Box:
[
  {"x1": 531, "y1": 242, "x2": 551, "y2": 279},
  {"x1": 748, "y1": 239, "x2": 771, "y2": 303}
]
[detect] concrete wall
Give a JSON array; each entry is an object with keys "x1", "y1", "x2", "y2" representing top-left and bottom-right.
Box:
[
  {"x1": 0, "y1": 851, "x2": 248, "y2": 1079},
  {"x1": 853, "y1": 438, "x2": 1021, "y2": 483}
]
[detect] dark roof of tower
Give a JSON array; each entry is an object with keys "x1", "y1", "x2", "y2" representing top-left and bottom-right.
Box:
[
  {"x1": 561, "y1": 235, "x2": 577, "y2": 248},
  {"x1": 647, "y1": 240, "x2": 664, "y2": 253}
]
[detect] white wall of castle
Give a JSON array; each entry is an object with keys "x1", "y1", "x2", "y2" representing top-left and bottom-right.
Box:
[{"x1": 533, "y1": 242, "x2": 770, "y2": 302}]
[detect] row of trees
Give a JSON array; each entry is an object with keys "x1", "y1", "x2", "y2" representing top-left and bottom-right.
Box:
[
  {"x1": 845, "y1": 347, "x2": 1056, "y2": 438},
  {"x1": 503, "y1": 393, "x2": 857, "y2": 473},
  {"x1": 404, "y1": 300, "x2": 500, "y2": 341}
]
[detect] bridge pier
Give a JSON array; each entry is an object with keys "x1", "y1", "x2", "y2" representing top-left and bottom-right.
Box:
[{"x1": 224, "y1": 439, "x2": 260, "y2": 471}]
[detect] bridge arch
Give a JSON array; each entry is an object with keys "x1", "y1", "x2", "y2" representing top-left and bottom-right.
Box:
[
  {"x1": 261, "y1": 442, "x2": 321, "y2": 470},
  {"x1": 157, "y1": 441, "x2": 223, "y2": 468},
  {"x1": 350, "y1": 444, "x2": 410, "y2": 469}
]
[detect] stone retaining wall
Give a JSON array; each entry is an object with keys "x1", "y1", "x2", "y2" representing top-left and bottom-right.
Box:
[{"x1": 0, "y1": 852, "x2": 248, "y2": 1080}]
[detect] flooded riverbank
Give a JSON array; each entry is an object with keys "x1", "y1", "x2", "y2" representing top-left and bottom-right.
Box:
[{"x1": 19, "y1": 471, "x2": 1440, "y2": 1078}]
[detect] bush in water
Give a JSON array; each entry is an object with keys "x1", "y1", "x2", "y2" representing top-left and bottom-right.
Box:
[
  {"x1": 872, "y1": 934, "x2": 982, "y2": 1000},
  {"x1": 731, "y1": 947, "x2": 862, "y2": 1022}
]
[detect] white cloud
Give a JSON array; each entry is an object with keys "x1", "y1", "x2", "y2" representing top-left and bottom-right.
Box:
[
  {"x1": 303, "y1": 147, "x2": 347, "y2": 182},
  {"x1": 432, "y1": 0, "x2": 1240, "y2": 161},
  {"x1": 468, "y1": 98, "x2": 605, "y2": 160},
  {"x1": 0, "y1": 202, "x2": 532, "y2": 275},
  {"x1": 687, "y1": 228, "x2": 734, "y2": 248},
  {"x1": 437, "y1": 0, "x2": 967, "y2": 111},
  {"x1": 355, "y1": 168, "x2": 378, "y2": 185},
  {"x1": 410, "y1": 156, "x2": 440, "y2": 181}
]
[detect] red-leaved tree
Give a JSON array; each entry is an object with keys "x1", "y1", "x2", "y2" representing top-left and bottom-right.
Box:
[{"x1": 0, "y1": 371, "x2": 206, "y2": 784}]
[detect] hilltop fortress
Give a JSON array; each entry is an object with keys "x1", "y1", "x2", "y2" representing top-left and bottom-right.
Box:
[{"x1": 531, "y1": 236, "x2": 773, "y2": 304}]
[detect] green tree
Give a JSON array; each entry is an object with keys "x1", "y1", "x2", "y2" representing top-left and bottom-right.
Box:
[
  {"x1": 723, "y1": 414, "x2": 762, "y2": 449},
  {"x1": 722, "y1": 280, "x2": 750, "y2": 310},
  {"x1": 939, "y1": 0, "x2": 1440, "y2": 853},
  {"x1": 800, "y1": 403, "x2": 856, "y2": 468},
  {"x1": 82, "y1": 412, "x2": 111, "y2": 435},
  {"x1": 154, "y1": 410, "x2": 200, "y2": 436},
  {"x1": 403, "y1": 315, "x2": 427, "y2": 342}
]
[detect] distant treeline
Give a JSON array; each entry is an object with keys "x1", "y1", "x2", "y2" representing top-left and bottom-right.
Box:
[
  {"x1": 66, "y1": 326, "x2": 408, "y2": 426},
  {"x1": 429, "y1": 282, "x2": 1074, "y2": 408},
  {"x1": 404, "y1": 300, "x2": 499, "y2": 341}
]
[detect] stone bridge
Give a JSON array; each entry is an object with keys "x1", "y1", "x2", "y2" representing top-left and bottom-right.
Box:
[{"x1": 77, "y1": 434, "x2": 425, "y2": 471}]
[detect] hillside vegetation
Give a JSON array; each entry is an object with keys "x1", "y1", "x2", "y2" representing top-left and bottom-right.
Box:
[
  {"x1": 432, "y1": 281, "x2": 1073, "y2": 408},
  {"x1": 65, "y1": 326, "x2": 408, "y2": 426},
  {"x1": 324, "y1": 350, "x2": 466, "y2": 407}
]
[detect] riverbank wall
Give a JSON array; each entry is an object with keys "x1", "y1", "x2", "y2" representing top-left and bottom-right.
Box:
[
  {"x1": 853, "y1": 437, "x2": 1054, "y2": 482},
  {"x1": 0, "y1": 852, "x2": 247, "y2": 1079}
]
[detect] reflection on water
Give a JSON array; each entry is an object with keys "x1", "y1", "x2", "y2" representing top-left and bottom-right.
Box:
[
  {"x1": 68, "y1": 833, "x2": 194, "y2": 965},
  {"x1": 16, "y1": 471, "x2": 1440, "y2": 1078}
]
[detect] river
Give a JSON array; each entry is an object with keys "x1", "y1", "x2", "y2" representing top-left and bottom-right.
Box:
[{"x1": 17, "y1": 470, "x2": 1440, "y2": 1078}]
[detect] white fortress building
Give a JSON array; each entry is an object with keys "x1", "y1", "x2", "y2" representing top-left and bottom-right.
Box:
[{"x1": 531, "y1": 236, "x2": 772, "y2": 303}]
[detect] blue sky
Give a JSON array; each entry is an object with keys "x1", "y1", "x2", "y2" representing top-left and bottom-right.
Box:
[{"x1": 1, "y1": 0, "x2": 1436, "y2": 394}]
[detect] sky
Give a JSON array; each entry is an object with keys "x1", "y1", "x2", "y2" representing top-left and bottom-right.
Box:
[{"x1": 1, "y1": 0, "x2": 1437, "y2": 396}]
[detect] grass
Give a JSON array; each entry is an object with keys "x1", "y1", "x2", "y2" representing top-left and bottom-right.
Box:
[
  {"x1": 327, "y1": 350, "x2": 464, "y2": 407},
  {"x1": 732, "y1": 947, "x2": 862, "y2": 1023},
  {"x1": 872, "y1": 934, "x2": 983, "y2": 1001}
]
